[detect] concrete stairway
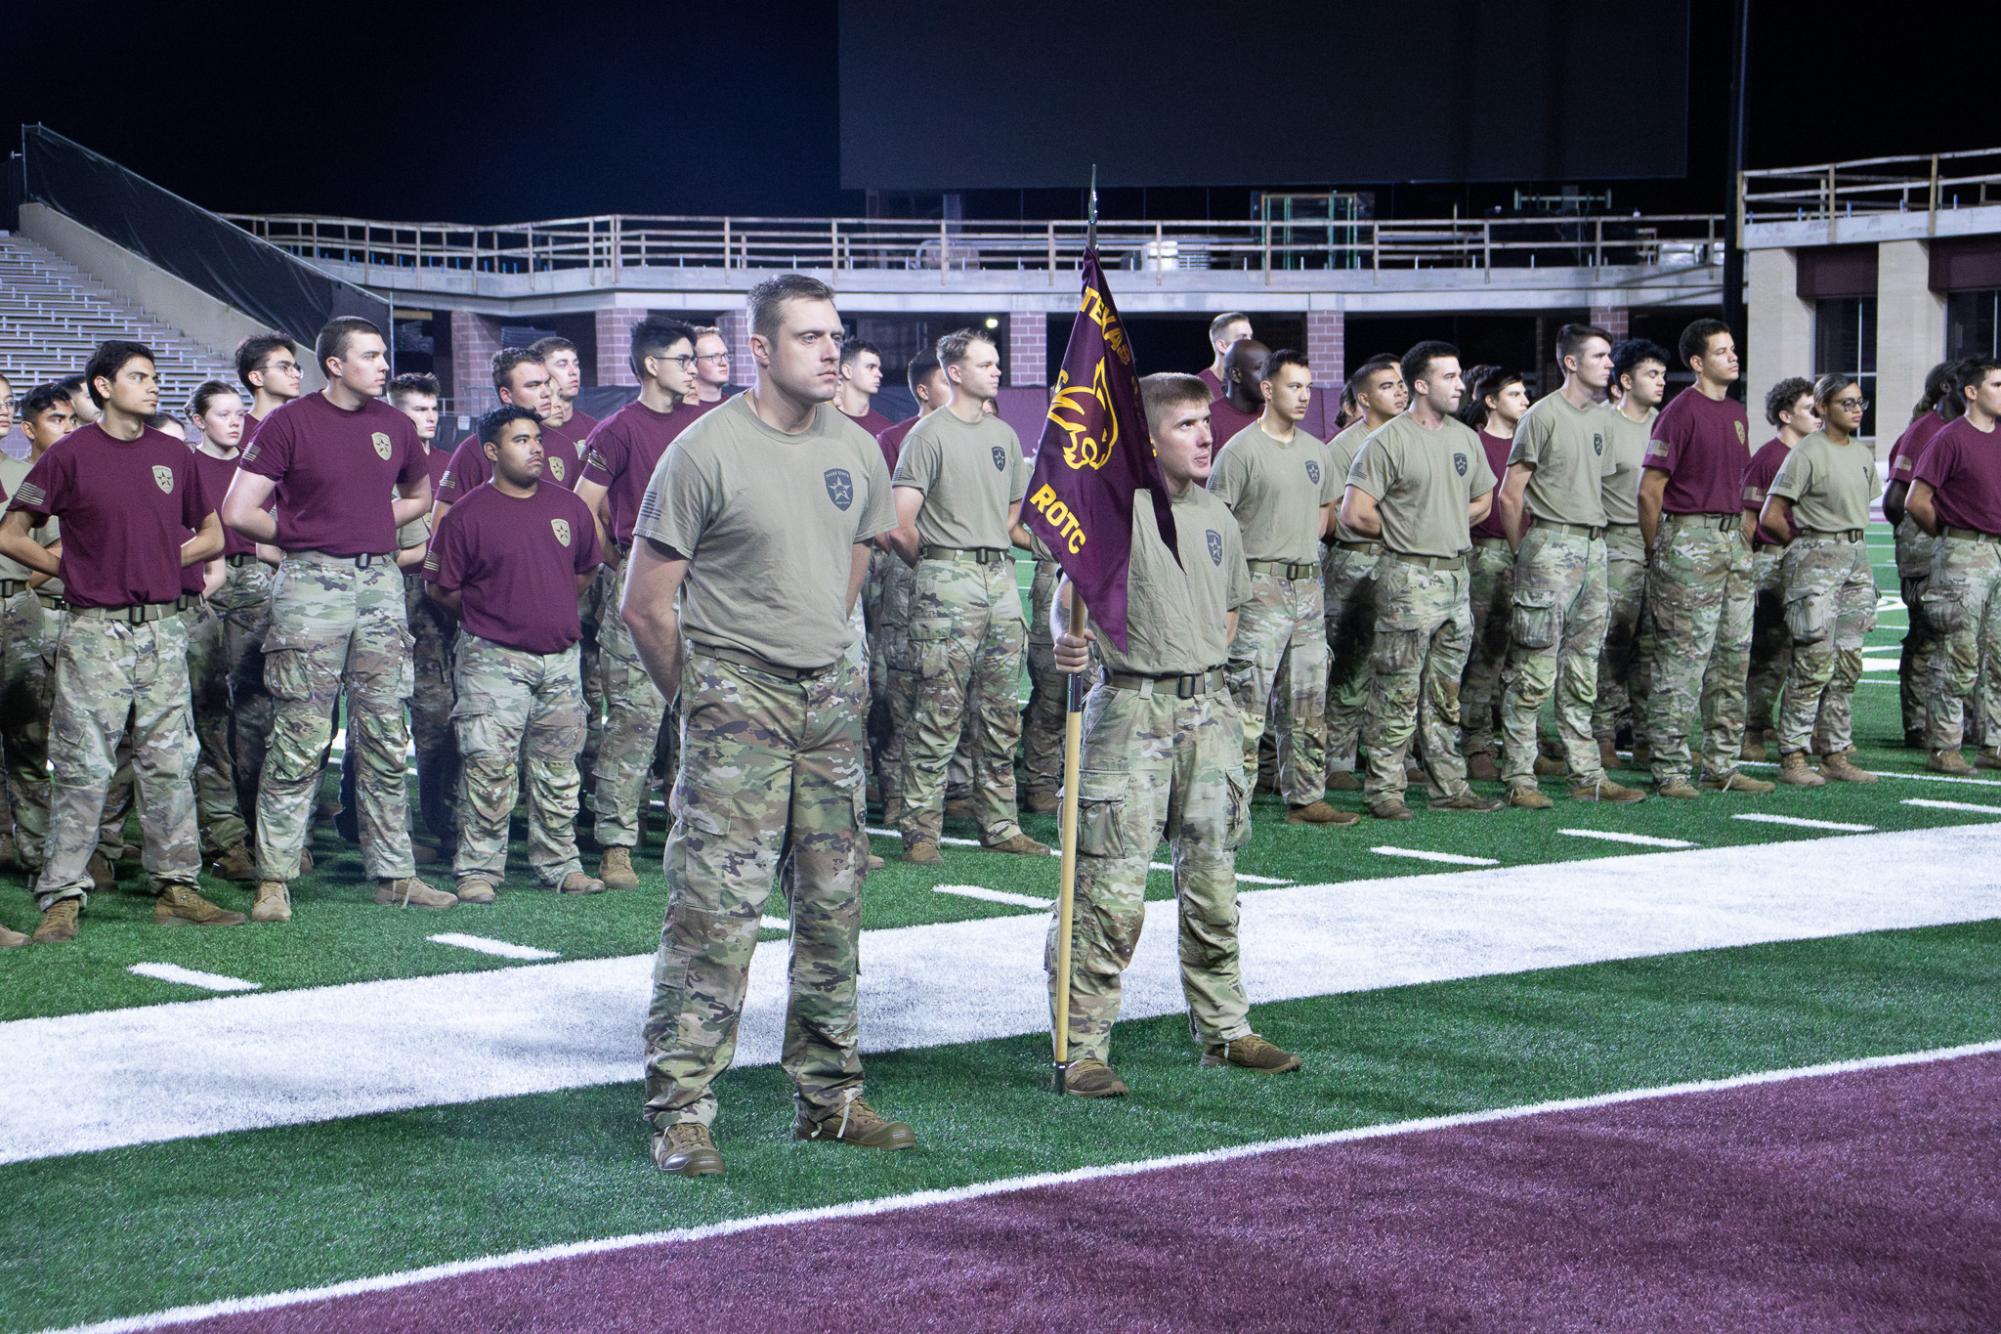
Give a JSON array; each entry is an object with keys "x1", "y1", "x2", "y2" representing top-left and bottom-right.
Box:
[{"x1": 0, "y1": 233, "x2": 237, "y2": 420}]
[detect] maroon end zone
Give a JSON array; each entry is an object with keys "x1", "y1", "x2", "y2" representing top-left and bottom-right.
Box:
[{"x1": 179, "y1": 1054, "x2": 2001, "y2": 1332}]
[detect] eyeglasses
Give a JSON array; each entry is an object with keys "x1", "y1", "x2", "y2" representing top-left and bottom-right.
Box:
[
  {"x1": 696, "y1": 351, "x2": 731, "y2": 363},
  {"x1": 1833, "y1": 398, "x2": 1869, "y2": 411},
  {"x1": 653, "y1": 355, "x2": 696, "y2": 370},
  {"x1": 259, "y1": 360, "x2": 300, "y2": 375}
]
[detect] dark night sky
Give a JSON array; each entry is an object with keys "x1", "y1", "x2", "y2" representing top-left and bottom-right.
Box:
[{"x1": 1, "y1": 1, "x2": 1984, "y2": 223}]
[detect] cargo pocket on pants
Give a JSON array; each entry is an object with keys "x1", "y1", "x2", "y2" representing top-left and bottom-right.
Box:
[
  {"x1": 1510, "y1": 590, "x2": 1560, "y2": 651},
  {"x1": 1074, "y1": 771, "x2": 1130, "y2": 859},
  {"x1": 262, "y1": 640, "x2": 315, "y2": 704},
  {"x1": 1783, "y1": 587, "x2": 1829, "y2": 644},
  {"x1": 1224, "y1": 769, "x2": 1251, "y2": 851},
  {"x1": 1921, "y1": 576, "x2": 1966, "y2": 635}
]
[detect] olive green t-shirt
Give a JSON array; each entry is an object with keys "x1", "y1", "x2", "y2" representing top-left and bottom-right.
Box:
[
  {"x1": 1346, "y1": 414, "x2": 1497, "y2": 558},
  {"x1": 634, "y1": 395, "x2": 895, "y2": 670},
  {"x1": 1507, "y1": 391, "x2": 1614, "y2": 526},
  {"x1": 1322, "y1": 421, "x2": 1375, "y2": 545},
  {"x1": 1769, "y1": 430, "x2": 1881, "y2": 533},
  {"x1": 0, "y1": 454, "x2": 62, "y2": 593},
  {"x1": 891, "y1": 409, "x2": 1029, "y2": 550},
  {"x1": 1599, "y1": 403, "x2": 1654, "y2": 525},
  {"x1": 1099, "y1": 483, "x2": 1251, "y2": 677},
  {"x1": 1207, "y1": 421, "x2": 1338, "y2": 564}
]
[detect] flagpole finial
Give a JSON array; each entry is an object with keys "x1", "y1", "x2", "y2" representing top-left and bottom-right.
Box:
[{"x1": 1087, "y1": 164, "x2": 1099, "y2": 253}]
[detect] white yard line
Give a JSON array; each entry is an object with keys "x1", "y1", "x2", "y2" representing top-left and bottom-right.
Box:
[
  {"x1": 427, "y1": 934, "x2": 559, "y2": 962},
  {"x1": 125, "y1": 963, "x2": 260, "y2": 993},
  {"x1": 1369, "y1": 847, "x2": 1499, "y2": 866},
  {"x1": 1731, "y1": 813, "x2": 1875, "y2": 833},
  {"x1": 1901, "y1": 798, "x2": 2001, "y2": 815},
  {"x1": 5, "y1": 824, "x2": 1998, "y2": 1166},
  {"x1": 866, "y1": 827, "x2": 1291, "y2": 885},
  {"x1": 68, "y1": 1036, "x2": 2001, "y2": 1334},
  {"x1": 1556, "y1": 829, "x2": 1697, "y2": 849},
  {"x1": 759, "y1": 916, "x2": 790, "y2": 932},
  {"x1": 933, "y1": 884, "x2": 1053, "y2": 910}
]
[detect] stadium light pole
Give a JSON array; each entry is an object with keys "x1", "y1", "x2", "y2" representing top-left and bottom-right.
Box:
[{"x1": 1722, "y1": 0, "x2": 1750, "y2": 341}]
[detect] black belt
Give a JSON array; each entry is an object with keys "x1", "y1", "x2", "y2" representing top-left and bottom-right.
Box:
[
  {"x1": 1800, "y1": 528, "x2": 1865, "y2": 543},
  {"x1": 175, "y1": 594, "x2": 202, "y2": 612},
  {"x1": 1104, "y1": 667, "x2": 1228, "y2": 698},
  {"x1": 72, "y1": 601, "x2": 175, "y2": 624},
  {"x1": 225, "y1": 553, "x2": 260, "y2": 568},
  {"x1": 921, "y1": 545, "x2": 1011, "y2": 566},
  {"x1": 0, "y1": 579, "x2": 26, "y2": 598},
  {"x1": 1665, "y1": 512, "x2": 1740, "y2": 532},
  {"x1": 695, "y1": 643, "x2": 836, "y2": 682},
  {"x1": 1534, "y1": 521, "x2": 1604, "y2": 539},
  {"x1": 1386, "y1": 551, "x2": 1467, "y2": 571},
  {"x1": 1605, "y1": 521, "x2": 1642, "y2": 530},
  {"x1": 1248, "y1": 559, "x2": 1319, "y2": 580},
  {"x1": 1942, "y1": 527, "x2": 2001, "y2": 544}
]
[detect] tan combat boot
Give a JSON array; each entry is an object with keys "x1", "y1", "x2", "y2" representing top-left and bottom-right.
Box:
[
  {"x1": 86, "y1": 850, "x2": 114, "y2": 892},
  {"x1": 209, "y1": 844, "x2": 258, "y2": 883},
  {"x1": 1818, "y1": 750, "x2": 1876, "y2": 784},
  {"x1": 250, "y1": 880, "x2": 292, "y2": 923},
  {"x1": 155, "y1": 882, "x2": 247, "y2": 927},
  {"x1": 1655, "y1": 778, "x2": 1701, "y2": 800},
  {"x1": 1701, "y1": 770, "x2": 1775, "y2": 794},
  {"x1": 1369, "y1": 798, "x2": 1414, "y2": 821},
  {"x1": 1201, "y1": 1033, "x2": 1302, "y2": 1073},
  {"x1": 555, "y1": 871, "x2": 605, "y2": 895},
  {"x1": 1776, "y1": 752, "x2": 1824, "y2": 786},
  {"x1": 32, "y1": 900, "x2": 80, "y2": 943},
  {"x1": 1740, "y1": 734, "x2": 1769, "y2": 762},
  {"x1": 1569, "y1": 777, "x2": 1647, "y2": 804},
  {"x1": 1974, "y1": 748, "x2": 2001, "y2": 772},
  {"x1": 1507, "y1": 783, "x2": 1553, "y2": 810},
  {"x1": 901, "y1": 837, "x2": 942, "y2": 865},
  {"x1": 1286, "y1": 800, "x2": 1360, "y2": 826},
  {"x1": 455, "y1": 875, "x2": 498, "y2": 904},
  {"x1": 1466, "y1": 748, "x2": 1501, "y2": 782},
  {"x1": 1325, "y1": 769, "x2": 1364, "y2": 792},
  {"x1": 1430, "y1": 789, "x2": 1503, "y2": 812},
  {"x1": 597, "y1": 846, "x2": 640, "y2": 890},
  {"x1": 0, "y1": 922, "x2": 27, "y2": 948},
  {"x1": 793, "y1": 1096, "x2": 917, "y2": 1149},
  {"x1": 1597, "y1": 736, "x2": 1622, "y2": 772},
  {"x1": 984, "y1": 832, "x2": 1051, "y2": 856},
  {"x1": 651, "y1": 1122, "x2": 724, "y2": 1177},
  {"x1": 1533, "y1": 754, "x2": 1566, "y2": 778},
  {"x1": 1928, "y1": 748, "x2": 1975, "y2": 775},
  {"x1": 372, "y1": 877, "x2": 456, "y2": 910},
  {"x1": 1061, "y1": 1059, "x2": 1130, "y2": 1098}
]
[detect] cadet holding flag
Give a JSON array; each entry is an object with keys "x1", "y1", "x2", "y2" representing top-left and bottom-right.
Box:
[{"x1": 1046, "y1": 373, "x2": 1299, "y2": 1096}]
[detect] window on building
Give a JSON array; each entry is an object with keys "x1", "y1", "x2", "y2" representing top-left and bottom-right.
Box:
[
  {"x1": 1947, "y1": 290, "x2": 2001, "y2": 360},
  {"x1": 1814, "y1": 296, "x2": 1877, "y2": 437}
]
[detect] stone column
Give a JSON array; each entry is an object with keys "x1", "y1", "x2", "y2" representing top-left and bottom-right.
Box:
[
  {"x1": 1875, "y1": 239, "x2": 1945, "y2": 445},
  {"x1": 1745, "y1": 248, "x2": 1812, "y2": 428}
]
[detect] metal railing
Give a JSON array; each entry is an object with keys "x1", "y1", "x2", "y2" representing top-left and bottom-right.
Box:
[
  {"x1": 1742, "y1": 148, "x2": 2001, "y2": 227},
  {"x1": 219, "y1": 210, "x2": 1726, "y2": 282}
]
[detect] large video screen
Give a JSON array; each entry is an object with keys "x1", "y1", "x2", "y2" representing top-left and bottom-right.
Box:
[{"x1": 838, "y1": 0, "x2": 1689, "y2": 190}]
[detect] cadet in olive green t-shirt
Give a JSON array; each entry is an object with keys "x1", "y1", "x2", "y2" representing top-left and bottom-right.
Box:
[
  {"x1": 892, "y1": 410, "x2": 1030, "y2": 552},
  {"x1": 1209, "y1": 420, "x2": 1342, "y2": 815},
  {"x1": 1595, "y1": 399, "x2": 1658, "y2": 755},
  {"x1": 1345, "y1": 414, "x2": 1494, "y2": 558},
  {"x1": 1319, "y1": 420, "x2": 1381, "y2": 785}
]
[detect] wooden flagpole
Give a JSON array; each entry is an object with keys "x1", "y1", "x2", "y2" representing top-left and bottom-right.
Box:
[{"x1": 1051, "y1": 166, "x2": 1098, "y2": 1095}]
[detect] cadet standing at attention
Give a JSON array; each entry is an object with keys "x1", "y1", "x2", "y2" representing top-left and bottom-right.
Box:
[
  {"x1": 1046, "y1": 372, "x2": 1300, "y2": 1098},
  {"x1": 626, "y1": 275, "x2": 913, "y2": 1178},
  {"x1": 1594, "y1": 340, "x2": 1670, "y2": 769},
  {"x1": 0, "y1": 341, "x2": 233, "y2": 943},
  {"x1": 1339, "y1": 341, "x2": 1505, "y2": 821}
]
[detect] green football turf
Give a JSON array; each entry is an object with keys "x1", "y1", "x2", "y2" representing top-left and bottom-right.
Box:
[
  {"x1": 2, "y1": 919, "x2": 1995, "y2": 1331},
  {"x1": 0, "y1": 525, "x2": 1991, "y2": 1021}
]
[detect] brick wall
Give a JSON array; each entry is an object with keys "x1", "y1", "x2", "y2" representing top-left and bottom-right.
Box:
[
  {"x1": 1589, "y1": 305, "x2": 1631, "y2": 340},
  {"x1": 1007, "y1": 311, "x2": 1048, "y2": 387},
  {"x1": 447, "y1": 311, "x2": 499, "y2": 408},
  {"x1": 716, "y1": 309, "x2": 754, "y2": 382},
  {"x1": 593, "y1": 307, "x2": 646, "y2": 388},
  {"x1": 1305, "y1": 308, "x2": 1346, "y2": 395}
]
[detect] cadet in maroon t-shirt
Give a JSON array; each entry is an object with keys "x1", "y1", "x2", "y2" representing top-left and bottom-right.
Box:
[
  {"x1": 425, "y1": 406, "x2": 604, "y2": 901},
  {"x1": 835, "y1": 340, "x2": 895, "y2": 437},
  {"x1": 221, "y1": 317, "x2": 448, "y2": 918},
  {"x1": 1740, "y1": 373, "x2": 1817, "y2": 755},
  {"x1": 569, "y1": 315, "x2": 706, "y2": 888},
  {"x1": 0, "y1": 340, "x2": 235, "y2": 938},
  {"x1": 1634, "y1": 319, "x2": 1770, "y2": 795}
]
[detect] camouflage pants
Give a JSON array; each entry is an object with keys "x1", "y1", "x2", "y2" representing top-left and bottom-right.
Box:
[
  {"x1": 577, "y1": 570, "x2": 605, "y2": 806},
  {"x1": 1746, "y1": 548, "x2": 1787, "y2": 738},
  {"x1": 406, "y1": 577, "x2": 460, "y2": 846},
  {"x1": 1020, "y1": 559, "x2": 1065, "y2": 801},
  {"x1": 1775, "y1": 536, "x2": 1876, "y2": 756},
  {"x1": 1924, "y1": 536, "x2": 2001, "y2": 751},
  {"x1": 35, "y1": 609, "x2": 200, "y2": 908},
  {"x1": 1896, "y1": 517, "x2": 1941, "y2": 740},
  {"x1": 643, "y1": 652, "x2": 869, "y2": 1129},
  {"x1": 0, "y1": 590, "x2": 58, "y2": 875},
  {"x1": 452, "y1": 635, "x2": 585, "y2": 887},
  {"x1": 206, "y1": 560, "x2": 275, "y2": 833},
  {"x1": 1365, "y1": 557, "x2": 1474, "y2": 803},
  {"x1": 1460, "y1": 539, "x2": 1514, "y2": 758},
  {"x1": 186, "y1": 597, "x2": 249, "y2": 854},
  {"x1": 871, "y1": 555, "x2": 915, "y2": 822},
  {"x1": 1320, "y1": 543, "x2": 1379, "y2": 775},
  {"x1": 1593, "y1": 524, "x2": 1653, "y2": 743},
  {"x1": 1046, "y1": 681, "x2": 1252, "y2": 1064},
  {"x1": 1227, "y1": 569, "x2": 1326, "y2": 808},
  {"x1": 1501, "y1": 528, "x2": 1608, "y2": 785},
  {"x1": 257, "y1": 553, "x2": 414, "y2": 882},
  {"x1": 1645, "y1": 517, "x2": 1753, "y2": 784},
  {"x1": 594, "y1": 561, "x2": 668, "y2": 850},
  {"x1": 899, "y1": 557, "x2": 1025, "y2": 844}
]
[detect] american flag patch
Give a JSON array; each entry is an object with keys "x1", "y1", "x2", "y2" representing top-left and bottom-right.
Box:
[
  {"x1": 586, "y1": 450, "x2": 609, "y2": 473},
  {"x1": 240, "y1": 443, "x2": 260, "y2": 463},
  {"x1": 636, "y1": 491, "x2": 663, "y2": 524},
  {"x1": 13, "y1": 482, "x2": 45, "y2": 508},
  {"x1": 1644, "y1": 440, "x2": 1669, "y2": 459},
  {"x1": 422, "y1": 552, "x2": 440, "y2": 572}
]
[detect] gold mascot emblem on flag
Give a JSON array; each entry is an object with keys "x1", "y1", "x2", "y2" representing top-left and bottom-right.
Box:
[
  {"x1": 151, "y1": 465, "x2": 174, "y2": 494},
  {"x1": 1049, "y1": 357, "x2": 1117, "y2": 472},
  {"x1": 371, "y1": 431, "x2": 393, "y2": 460},
  {"x1": 550, "y1": 518, "x2": 571, "y2": 547}
]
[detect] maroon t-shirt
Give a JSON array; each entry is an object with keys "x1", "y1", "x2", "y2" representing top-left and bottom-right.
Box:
[
  {"x1": 1208, "y1": 397, "x2": 1261, "y2": 448},
  {"x1": 1888, "y1": 411, "x2": 1949, "y2": 485},
  {"x1": 1742, "y1": 437, "x2": 1791, "y2": 546},
  {"x1": 876, "y1": 415, "x2": 920, "y2": 474},
  {"x1": 1198, "y1": 367, "x2": 1224, "y2": 397},
  {"x1": 439, "y1": 427, "x2": 589, "y2": 502},
  {"x1": 420, "y1": 442, "x2": 451, "y2": 493},
  {"x1": 1470, "y1": 429, "x2": 1513, "y2": 540},
  {"x1": 540, "y1": 408, "x2": 598, "y2": 482},
  {"x1": 580, "y1": 399, "x2": 714, "y2": 547},
  {"x1": 1645, "y1": 388, "x2": 1751, "y2": 515},
  {"x1": 187, "y1": 446, "x2": 255, "y2": 558},
  {"x1": 1912, "y1": 417, "x2": 2001, "y2": 535},
  {"x1": 239, "y1": 392, "x2": 428, "y2": 556},
  {"x1": 242, "y1": 409, "x2": 262, "y2": 444},
  {"x1": 839, "y1": 406, "x2": 895, "y2": 439},
  {"x1": 425, "y1": 482, "x2": 604, "y2": 654},
  {"x1": 5, "y1": 424, "x2": 211, "y2": 609}
]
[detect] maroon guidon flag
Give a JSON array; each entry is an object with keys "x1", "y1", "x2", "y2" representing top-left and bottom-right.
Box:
[{"x1": 1021, "y1": 248, "x2": 1178, "y2": 651}]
